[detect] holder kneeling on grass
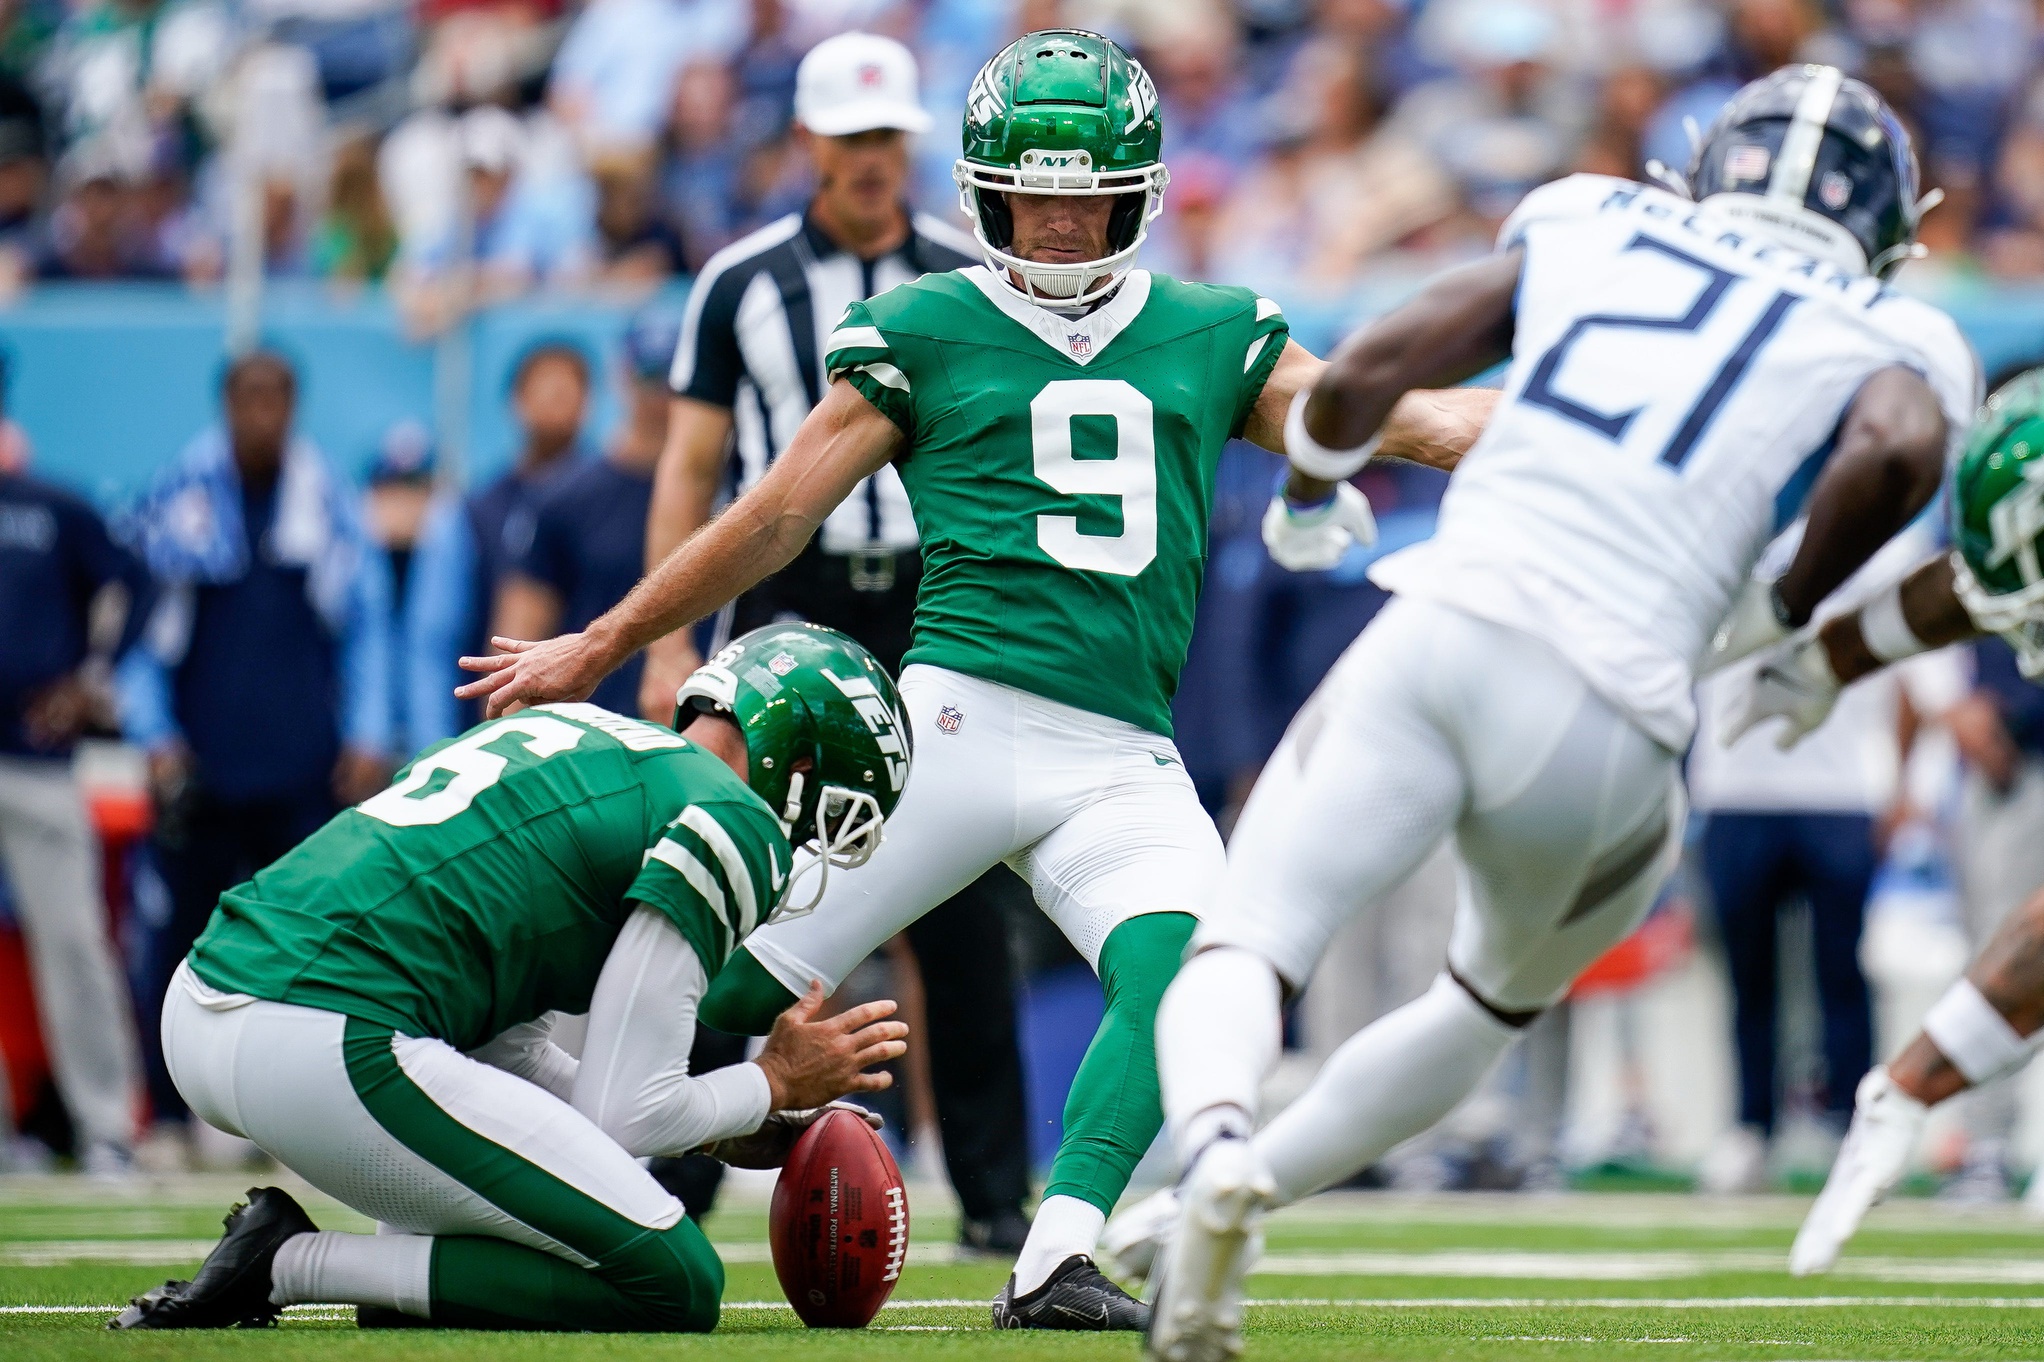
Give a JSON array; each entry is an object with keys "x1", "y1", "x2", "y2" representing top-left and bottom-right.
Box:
[{"x1": 112, "y1": 625, "x2": 912, "y2": 1332}]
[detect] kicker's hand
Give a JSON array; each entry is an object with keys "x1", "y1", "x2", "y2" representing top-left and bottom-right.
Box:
[
  {"x1": 455, "y1": 633, "x2": 615, "y2": 719},
  {"x1": 750, "y1": 981, "x2": 908, "y2": 1113},
  {"x1": 699, "y1": 1102, "x2": 884, "y2": 1170},
  {"x1": 1262, "y1": 482, "x2": 1377, "y2": 573},
  {"x1": 1723, "y1": 631, "x2": 1843, "y2": 751}
]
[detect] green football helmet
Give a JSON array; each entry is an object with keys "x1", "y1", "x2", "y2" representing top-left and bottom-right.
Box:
[
  {"x1": 675, "y1": 623, "x2": 911, "y2": 919},
  {"x1": 1951, "y1": 368, "x2": 2044, "y2": 676},
  {"x1": 953, "y1": 28, "x2": 1167, "y2": 310}
]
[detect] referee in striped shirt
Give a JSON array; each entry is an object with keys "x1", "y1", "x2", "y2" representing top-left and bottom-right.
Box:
[{"x1": 643, "y1": 32, "x2": 1034, "y2": 1255}]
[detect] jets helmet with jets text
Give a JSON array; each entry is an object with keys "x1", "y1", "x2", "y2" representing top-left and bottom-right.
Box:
[
  {"x1": 1686, "y1": 63, "x2": 1935, "y2": 277},
  {"x1": 1952, "y1": 369, "x2": 2044, "y2": 677},
  {"x1": 953, "y1": 28, "x2": 1167, "y2": 310},
  {"x1": 675, "y1": 623, "x2": 911, "y2": 918}
]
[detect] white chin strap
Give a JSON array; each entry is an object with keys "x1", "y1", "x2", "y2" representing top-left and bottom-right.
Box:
[
  {"x1": 981, "y1": 234, "x2": 1142, "y2": 312},
  {"x1": 767, "y1": 786, "x2": 887, "y2": 923},
  {"x1": 1953, "y1": 552, "x2": 2044, "y2": 679}
]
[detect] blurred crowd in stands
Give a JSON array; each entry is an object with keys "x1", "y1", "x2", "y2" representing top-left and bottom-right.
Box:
[{"x1": 0, "y1": 0, "x2": 2036, "y2": 314}]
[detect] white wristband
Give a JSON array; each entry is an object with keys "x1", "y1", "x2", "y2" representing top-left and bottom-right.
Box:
[
  {"x1": 1922, "y1": 978, "x2": 2040, "y2": 1086},
  {"x1": 1285, "y1": 387, "x2": 1380, "y2": 482},
  {"x1": 1859, "y1": 580, "x2": 1929, "y2": 664}
]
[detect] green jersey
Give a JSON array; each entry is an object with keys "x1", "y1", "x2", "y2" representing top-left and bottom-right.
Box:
[
  {"x1": 826, "y1": 266, "x2": 1289, "y2": 736},
  {"x1": 188, "y1": 704, "x2": 791, "y2": 1050}
]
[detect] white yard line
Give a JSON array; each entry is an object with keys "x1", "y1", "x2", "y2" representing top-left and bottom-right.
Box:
[{"x1": 13, "y1": 1296, "x2": 2044, "y2": 1317}]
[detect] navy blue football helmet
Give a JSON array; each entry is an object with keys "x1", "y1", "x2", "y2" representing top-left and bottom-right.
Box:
[{"x1": 1687, "y1": 64, "x2": 1935, "y2": 278}]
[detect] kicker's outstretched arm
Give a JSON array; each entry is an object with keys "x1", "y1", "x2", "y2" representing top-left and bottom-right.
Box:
[{"x1": 456, "y1": 381, "x2": 903, "y2": 716}]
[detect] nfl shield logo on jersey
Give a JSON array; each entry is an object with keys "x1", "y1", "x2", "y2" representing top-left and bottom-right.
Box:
[
  {"x1": 1067, "y1": 334, "x2": 1091, "y2": 358},
  {"x1": 936, "y1": 705, "x2": 964, "y2": 734}
]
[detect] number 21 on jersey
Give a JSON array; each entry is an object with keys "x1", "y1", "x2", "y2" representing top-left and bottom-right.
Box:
[
  {"x1": 1518, "y1": 233, "x2": 1798, "y2": 469},
  {"x1": 1031, "y1": 378, "x2": 1157, "y2": 577}
]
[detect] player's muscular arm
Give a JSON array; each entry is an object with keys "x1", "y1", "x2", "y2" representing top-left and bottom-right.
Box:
[
  {"x1": 1245, "y1": 340, "x2": 1501, "y2": 472},
  {"x1": 1774, "y1": 366, "x2": 1949, "y2": 627},
  {"x1": 1889, "y1": 885, "x2": 2044, "y2": 1105},
  {"x1": 457, "y1": 381, "x2": 903, "y2": 716},
  {"x1": 637, "y1": 397, "x2": 734, "y2": 718},
  {"x1": 1285, "y1": 249, "x2": 1522, "y2": 503},
  {"x1": 1818, "y1": 555, "x2": 1980, "y2": 685}
]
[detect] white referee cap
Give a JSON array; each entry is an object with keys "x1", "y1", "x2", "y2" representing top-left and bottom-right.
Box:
[{"x1": 795, "y1": 32, "x2": 932, "y2": 137}]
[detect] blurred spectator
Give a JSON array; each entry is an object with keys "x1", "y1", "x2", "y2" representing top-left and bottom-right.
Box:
[
  {"x1": 392, "y1": 105, "x2": 597, "y2": 331},
  {"x1": 405, "y1": 339, "x2": 586, "y2": 746},
  {"x1": 1688, "y1": 528, "x2": 1951, "y2": 1192},
  {"x1": 363, "y1": 419, "x2": 432, "y2": 754},
  {"x1": 1982, "y1": 71, "x2": 2044, "y2": 277},
  {"x1": 548, "y1": 0, "x2": 743, "y2": 157},
  {"x1": 1573, "y1": 63, "x2": 1663, "y2": 180},
  {"x1": 0, "y1": 73, "x2": 45, "y2": 288},
  {"x1": 115, "y1": 350, "x2": 392, "y2": 1128},
  {"x1": 34, "y1": 139, "x2": 174, "y2": 279},
  {"x1": 312, "y1": 129, "x2": 397, "y2": 282},
  {"x1": 590, "y1": 149, "x2": 684, "y2": 285},
  {"x1": 0, "y1": 353, "x2": 31, "y2": 473},
  {"x1": 1148, "y1": 8, "x2": 1257, "y2": 164},
  {"x1": 1210, "y1": 35, "x2": 1457, "y2": 291},
  {"x1": 38, "y1": 0, "x2": 236, "y2": 166},
  {"x1": 250, "y1": 0, "x2": 413, "y2": 103},
  {"x1": 0, "y1": 461, "x2": 151, "y2": 1173},
  {"x1": 1939, "y1": 634, "x2": 2044, "y2": 1198},
  {"x1": 495, "y1": 311, "x2": 673, "y2": 717},
  {"x1": 1397, "y1": 0, "x2": 1585, "y2": 236},
  {"x1": 661, "y1": 58, "x2": 749, "y2": 267}
]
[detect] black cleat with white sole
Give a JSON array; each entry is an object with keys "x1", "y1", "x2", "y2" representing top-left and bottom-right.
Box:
[
  {"x1": 109, "y1": 1187, "x2": 317, "y2": 1330},
  {"x1": 991, "y1": 1253, "x2": 1150, "y2": 1330}
]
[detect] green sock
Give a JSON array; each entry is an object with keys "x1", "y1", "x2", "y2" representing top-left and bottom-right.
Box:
[
  {"x1": 1043, "y1": 911, "x2": 1197, "y2": 1214},
  {"x1": 429, "y1": 1223, "x2": 723, "y2": 1332},
  {"x1": 697, "y1": 946, "x2": 797, "y2": 1036}
]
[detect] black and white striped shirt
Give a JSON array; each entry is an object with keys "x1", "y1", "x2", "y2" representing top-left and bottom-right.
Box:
[{"x1": 669, "y1": 210, "x2": 978, "y2": 553}]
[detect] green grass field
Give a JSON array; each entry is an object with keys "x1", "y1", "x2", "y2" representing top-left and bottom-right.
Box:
[{"x1": 5, "y1": 1175, "x2": 2044, "y2": 1360}]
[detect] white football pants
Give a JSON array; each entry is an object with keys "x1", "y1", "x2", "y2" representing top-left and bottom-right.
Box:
[
  {"x1": 1173, "y1": 598, "x2": 1682, "y2": 1198},
  {"x1": 745, "y1": 664, "x2": 1223, "y2": 993}
]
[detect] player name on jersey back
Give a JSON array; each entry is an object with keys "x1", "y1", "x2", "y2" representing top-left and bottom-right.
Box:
[{"x1": 1370, "y1": 174, "x2": 1981, "y2": 751}]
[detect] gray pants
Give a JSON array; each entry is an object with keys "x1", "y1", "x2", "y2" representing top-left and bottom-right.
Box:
[
  {"x1": 0, "y1": 755, "x2": 139, "y2": 1150},
  {"x1": 1952, "y1": 758, "x2": 2044, "y2": 1149}
]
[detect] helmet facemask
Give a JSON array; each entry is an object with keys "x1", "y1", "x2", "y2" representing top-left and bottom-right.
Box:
[
  {"x1": 1954, "y1": 465, "x2": 2044, "y2": 678},
  {"x1": 772, "y1": 780, "x2": 888, "y2": 923},
  {"x1": 954, "y1": 153, "x2": 1168, "y2": 310}
]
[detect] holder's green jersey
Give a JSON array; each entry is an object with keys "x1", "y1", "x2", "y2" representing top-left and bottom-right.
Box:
[
  {"x1": 826, "y1": 266, "x2": 1289, "y2": 736},
  {"x1": 188, "y1": 704, "x2": 790, "y2": 1050}
]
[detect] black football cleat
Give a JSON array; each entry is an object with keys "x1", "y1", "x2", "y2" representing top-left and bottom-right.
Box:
[
  {"x1": 991, "y1": 1253, "x2": 1150, "y2": 1330},
  {"x1": 109, "y1": 1187, "x2": 316, "y2": 1330}
]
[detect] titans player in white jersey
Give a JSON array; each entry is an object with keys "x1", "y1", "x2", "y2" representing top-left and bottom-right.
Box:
[{"x1": 1114, "y1": 65, "x2": 1982, "y2": 1362}]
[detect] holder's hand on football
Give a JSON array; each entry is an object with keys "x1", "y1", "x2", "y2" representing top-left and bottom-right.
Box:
[
  {"x1": 455, "y1": 633, "x2": 615, "y2": 719},
  {"x1": 700, "y1": 1102, "x2": 884, "y2": 1169},
  {"x1": 1724, "y1": 630, "x2": 1843, "y2": 751},
  {"x1": 1262, "y1": 482, "x2": 1377, "y2": 573},
  {"x1": 752, "y1": 981, "x2": 908, "y2": 1113}
]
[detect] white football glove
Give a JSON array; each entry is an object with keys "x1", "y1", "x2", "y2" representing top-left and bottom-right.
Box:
[
  {"x1": 1789, "y1": 1068, "x2": 1926, "y2": 1276},
  {"x1": 1706, "y1": 576, "x2": 1791, "y2": 674},
  {"x1": 1261, "y1": 483, "x2": 1377, "y2": 573},
  {"x1": 697, "y1": 1101, "x2": 882, "y2": 1170},
  {"x1": 1723, "y1": 630, "x2": 1843, "y2": 751}
]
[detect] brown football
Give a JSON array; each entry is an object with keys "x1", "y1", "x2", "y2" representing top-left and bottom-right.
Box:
[{"x1": 768, "y1": 1108, "x2": 908, "y2": 1328}]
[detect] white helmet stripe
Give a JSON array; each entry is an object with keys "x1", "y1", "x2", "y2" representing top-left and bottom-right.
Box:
[{"x1": 1770, "y1": 65, "x2": 1843, "y2": 206}]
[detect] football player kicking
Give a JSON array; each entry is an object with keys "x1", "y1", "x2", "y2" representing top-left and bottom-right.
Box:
[
  {"x1": 1716, "y1": 370, "x2": 2044, "y2": 1274},
  {"x1": 1108, "y1": 66, "x2": 1982, "y2": 1362},
  {"x1": 454, "y1": 28, "x2": 1494, "y2": 1329},
  {"x1": 112, "y1": 625, "x2": 910, "y2": 1333}
]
